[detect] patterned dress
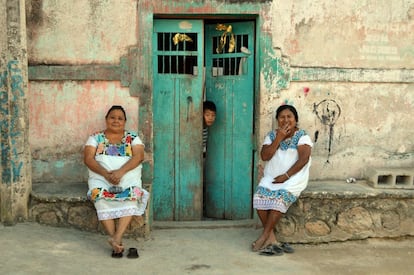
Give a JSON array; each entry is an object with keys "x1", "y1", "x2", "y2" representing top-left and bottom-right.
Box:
[
  {"x1": 85, "y1": 130, "x2": 149, "y2": 220},
  {"x1": 253, "y1": 129, "x2": 313, "y2": 213}
]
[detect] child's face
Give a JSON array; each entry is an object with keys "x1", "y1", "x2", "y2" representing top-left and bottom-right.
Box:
[{"x1": 203, "y1": 109, "x2": 216, "y2": 126}]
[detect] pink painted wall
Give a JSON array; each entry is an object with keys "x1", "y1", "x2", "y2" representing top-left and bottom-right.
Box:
[{"x1": 29, "y1": 81, "x2": 138, "y2": 182}]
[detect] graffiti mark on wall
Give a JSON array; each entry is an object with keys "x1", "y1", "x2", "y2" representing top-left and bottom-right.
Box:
[
  {"x1": 0, "y1": 60, "x2": 24, "y2": 184},
  {"x1": 313, "y1": 99, "x2": 341, "y2": 163}
]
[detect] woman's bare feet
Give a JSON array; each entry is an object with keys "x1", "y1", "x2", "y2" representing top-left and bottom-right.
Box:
[
  {"x1": 108, "y1": 238, "x2": 124, "y2": 253},
  {"x1": 252, "y1": 234, "x2": 278, "y2": 252},
  {"x1": 252, "y1": 236, "x2": 267, "y2": 251}
]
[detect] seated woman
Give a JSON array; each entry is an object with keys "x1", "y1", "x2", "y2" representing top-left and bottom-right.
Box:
[
  {"x1": 252, "y1": 104, "x2": 313, "y2": 255},
  {"x1": 84, "y1": 105, "x2": 149, "y2": 258}
]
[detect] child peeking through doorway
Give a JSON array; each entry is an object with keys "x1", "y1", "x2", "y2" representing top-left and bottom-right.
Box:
[
  {"x1": 203, "y1": 101, "x2": 216, "y2": 155},
  {"x1": 203, "y1": 100, "x2": 216, "y2": 217}
]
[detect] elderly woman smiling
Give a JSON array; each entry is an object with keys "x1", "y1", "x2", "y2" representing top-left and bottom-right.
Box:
[
  {"x1": 84, "y1": 105, "x2": 149, "y2": 258},
  {"x1": 252, "y1": 104, "x2": 313, "y2": 256}
]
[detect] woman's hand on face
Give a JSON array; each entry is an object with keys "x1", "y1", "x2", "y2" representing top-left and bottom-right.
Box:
[{"x1": 276, "y1": 124, "x2": 291, "y2": 140}]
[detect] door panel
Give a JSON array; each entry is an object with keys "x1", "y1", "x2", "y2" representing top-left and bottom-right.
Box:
[
  {"x1": 153, "y1": 20, "x2": 203, "y2": 221},
  {"x1": 205, "y1": 21, "x2": 255, "y2": 219}
]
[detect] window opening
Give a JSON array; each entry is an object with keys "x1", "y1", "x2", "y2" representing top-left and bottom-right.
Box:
[{"x1": 156, "y1": 32, "x2": 198, "y2": 75}]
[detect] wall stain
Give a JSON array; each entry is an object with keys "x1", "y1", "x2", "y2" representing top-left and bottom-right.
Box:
[{"x1": 313, "y1": 99, "x2": 341, "y2": 163}]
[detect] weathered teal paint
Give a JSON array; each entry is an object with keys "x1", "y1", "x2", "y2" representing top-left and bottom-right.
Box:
[
  {"x1": 0, "y1": 60, "x2": 25, "y2": 184},
  {"x1": 260, "y1": 35, "x2": 290, "y2": 91},
  {"x1": 204, "y1": 21, "x2": 255, "y2": 219},
  {"x1": 152, "y1": 19, "x2": 204, "y2": 221}
]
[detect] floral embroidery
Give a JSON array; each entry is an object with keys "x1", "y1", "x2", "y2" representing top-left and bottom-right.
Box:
[
  {"x1": 91, "y1": 130, "x2": 138, "y2": 157},
  {"x1": 267, "y1": 129, "x2": 307, "y2": 151},
  {"x1": 88, "y1": 186, "x2": 144, "y2": 203}
]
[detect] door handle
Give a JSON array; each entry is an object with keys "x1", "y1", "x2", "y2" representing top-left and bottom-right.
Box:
[{"x1": 187, "y1": 96, "x2": 192, "y2": 121}]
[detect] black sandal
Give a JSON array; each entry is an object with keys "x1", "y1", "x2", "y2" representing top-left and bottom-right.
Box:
[
  {"x1": 259, "y1": 244, "x2": 284, "y2": 256},
  {"x1": 127, "y1": 247, "x2": 139, "y2": 259},
  {"x1": 280, "y1": 243, "x2": 294, "y2": 253},
  {"x1": 111, "y1": 250, "x2": 123, "y2": 258}
]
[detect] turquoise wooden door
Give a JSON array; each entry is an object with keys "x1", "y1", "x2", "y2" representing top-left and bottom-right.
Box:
[
  {"x1": 204, "y1": 22, "x2": 255, "y2": 219},
  {"x1": 152, "y1": 20, "x2": 204, "y2": 221}
]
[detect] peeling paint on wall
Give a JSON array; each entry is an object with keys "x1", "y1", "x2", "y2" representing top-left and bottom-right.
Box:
[
  {"x1": 0, "y1": 60, "x2": 24, "y2": 184},
  {"x1": 261, "y1": 36, "x2": 290, "y2": 91}
]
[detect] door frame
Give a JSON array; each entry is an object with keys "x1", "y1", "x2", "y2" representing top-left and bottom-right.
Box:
[{"x1": 151, "y1": 16, "x2": 260, "y2": 221}]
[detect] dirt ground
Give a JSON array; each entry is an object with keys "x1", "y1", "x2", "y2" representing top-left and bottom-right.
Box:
[{"x1": 0, "y1": 222, "x2": 413, "y2": 275}]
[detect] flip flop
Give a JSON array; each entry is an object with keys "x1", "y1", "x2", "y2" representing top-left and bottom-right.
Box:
[
  {"x1": 280, "y1": 243, "x2": 294, "y2": 253},
  {"x1": 111, "y1": 250, "x2": 123, "y2": 258},
  {"x1": 127, "y1": 247, "x2": 139, "y2": 259},
  {"x1": 259, "y1": 244, "x2": 284, "y2": 256}
]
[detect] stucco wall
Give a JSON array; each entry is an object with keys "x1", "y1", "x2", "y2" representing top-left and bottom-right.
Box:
[
  {"x1": 259, "y1": 0, "x2": 414, "y2": 180},
  {"x1": 26, "y1": 0, "x2": 139, "y2": 183},
  {"x1": 26, "y1": 0, "x2": 137, "y2": 64},
  {"x1": 271, "y1": 0, "x2": 414, "y2": 68},
  {"x1": 25, "y1": 0, "x2": 414, "y2": 183},
  {"x1": 29, "y1": 81, "x2": 138, "y2": 183},
  {"x1": 0, "y1": 0, "x2": 7, "y2": 54},
  {"x1": 260, "y1": 82, "x2": 414, "y2": 180}
]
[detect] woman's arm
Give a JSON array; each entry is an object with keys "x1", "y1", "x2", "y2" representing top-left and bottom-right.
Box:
[
  {"x1": 108, "y1": 144, "x2": 145, "y2": 184},
  {"x1": 261, "y1": 130, "x2": 290, "y2": 161},
  {"x1": 84, "y1": 145, "x2": 113, "y2": 181},
  {"x1": 272, "y1": 144, "x2": 312, "y2": 183}
]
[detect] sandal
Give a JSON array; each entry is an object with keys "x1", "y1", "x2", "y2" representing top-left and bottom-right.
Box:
[
  {"x1": 111, "y1": 250, "x2": 123, "y2": 258},
  {"x1": 280, "y1": 243, "x2": 294, "y2": 253},
  {"x1": 127, "y1": 247, "x2": 139, "y2": 259},
  {"x1": 259, "y1": 244, "x2": 284, "y2": 256}
]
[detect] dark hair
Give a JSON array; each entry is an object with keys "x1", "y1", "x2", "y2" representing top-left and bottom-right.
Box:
[
  {"x1": 105, "y1": 105, "x2": 127, "y2": 121},
  {"x1": 203, "y1": 101, "x2": 216, "y2": 112},
  {"x1": 276, "y1": 104, "x2": 298, "y2": 122}
]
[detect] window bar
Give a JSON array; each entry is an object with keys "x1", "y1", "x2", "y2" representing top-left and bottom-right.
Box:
[
  {"x1": 162, "y1": 33, "x2": 166, "y2": 74},
  {"x1": 183, "y1": 40, "x2": 186, "y2": 74}
]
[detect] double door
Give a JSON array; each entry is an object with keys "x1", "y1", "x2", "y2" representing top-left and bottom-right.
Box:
[{"x1": 152, "y1": 19, "x2": 255, "y2": 221}]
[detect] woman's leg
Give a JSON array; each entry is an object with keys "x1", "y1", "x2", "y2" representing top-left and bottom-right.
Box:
[
  {"x1": 257, "y1": 209, "x2": 268, "y2": 227},
  {"x1": 262, "y1": 210, "x2": 282, "y2": 245},
  {"x1": 101, "y1": 219, "x2": 123, "y2": 253},
  {"x1": 101, "y1": 219, "x2": 116, "y2": 236},
  {"x1": 112, "y1": 216, "x2": 133, "y2": 249},
  {"x1": 252, "y1": 209, "x2": 283, "y2": 251},
  {"x1": 252, "y1": 210, "x2": 269, "y2": 251}
]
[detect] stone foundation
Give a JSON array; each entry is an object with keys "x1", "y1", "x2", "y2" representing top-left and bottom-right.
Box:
[
  {"x1": 29, "y1": 182, "x2": 152, "y2": 238},
  {"x1": 278, "y1": 181, "x2": 414, "y2": 243},
  {"x1": 29, "y1": 181, "x2": 414, "y2": 243}
]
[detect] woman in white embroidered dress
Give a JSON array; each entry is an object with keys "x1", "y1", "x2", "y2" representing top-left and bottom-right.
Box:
[
  {"x1": 252, "y1": 105, "x2": 312, "y2": 255},
  {"x1": 84, "y1": 105, "x2": 149, "y2": 257}
]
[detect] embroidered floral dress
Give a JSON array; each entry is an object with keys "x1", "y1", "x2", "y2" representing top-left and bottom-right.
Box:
[
  {"x1": 85, "y1": 130, "x2": 149, "y2": 220},
  {"x1": 253, "y1": 129, "x2": 313, "y2": 213}
]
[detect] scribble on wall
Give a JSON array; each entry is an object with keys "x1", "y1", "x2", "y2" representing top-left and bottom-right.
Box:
[{"x1": 313, "y1": 99, "x2": 341, "y2": 163}]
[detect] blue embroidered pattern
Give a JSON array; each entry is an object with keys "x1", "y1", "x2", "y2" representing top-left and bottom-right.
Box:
[
  {"x1": 268, "y1": 129, "x2": 307, "y2": 150},
  {"x1": 255, "y1": 186, "x2": 297, "y2": 204}
]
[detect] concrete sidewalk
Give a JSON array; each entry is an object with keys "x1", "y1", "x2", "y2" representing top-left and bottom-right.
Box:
[{"x1": 0, "y1": 222, "x2": 413, "y2": 275}]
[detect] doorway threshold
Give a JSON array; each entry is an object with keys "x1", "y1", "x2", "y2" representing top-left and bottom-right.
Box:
[{"x1": 153, "y1": 219, "x2": 256, "y2": 229}]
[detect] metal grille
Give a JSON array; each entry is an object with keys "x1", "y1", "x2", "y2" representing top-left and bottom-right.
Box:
[
  {"x1": 212, "y1": 34, "x2": 249, "y2": 76},
  {"x1": 156, "y1": 32, "x2": 198, "y2": 75}
]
